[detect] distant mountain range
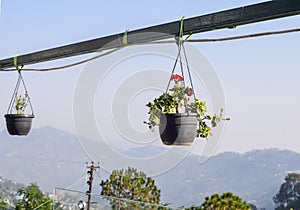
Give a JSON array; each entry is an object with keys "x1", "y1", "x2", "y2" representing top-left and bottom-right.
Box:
[
  {"x1": 0, "y1": 126, "x2": 299, "y2": 209},
  {"x1": 154, "y1": 149, "x2": 300, "y2": 209},
  {"x1": 0, "y1": 126, "x2": 89, "y2": 191}
]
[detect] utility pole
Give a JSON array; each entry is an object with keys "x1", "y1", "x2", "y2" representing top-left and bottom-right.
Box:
[{"x1": 86, "y1": 162, "x2": 100, "y2": 210}]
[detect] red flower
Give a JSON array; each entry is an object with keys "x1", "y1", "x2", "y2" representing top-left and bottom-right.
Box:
[
  {"x1": 185, "y1": 87, "x2": 194, "y2": 96},
  {"x1": 170, "y1": 74, "x2": 184, "y2": 82}
]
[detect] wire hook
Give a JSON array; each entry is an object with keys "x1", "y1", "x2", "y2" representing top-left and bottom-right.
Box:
[
  {"x1": 13, "y1": 55, "x2": 24, "y2": 73},
  {"x1": 123, "y1": 29, "x2": 130, "y2": 46}
]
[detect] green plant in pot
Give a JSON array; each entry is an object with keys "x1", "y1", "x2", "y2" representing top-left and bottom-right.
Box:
[
  {"x1": 5, "y1": 91, "x2": 34, "y2": 136},
  {"x1": 144, "y1": 74, "x2": 229, "y2": 146},
  {"x1": 5, "y1": 71, "x2": 34, "y2": 136},
  {"x1": 15, "y1": 92, "x2": 29, "y2": 114}
]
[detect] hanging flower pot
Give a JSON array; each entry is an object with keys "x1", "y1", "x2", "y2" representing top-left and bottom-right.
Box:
[
  {"x1": 4, "y1": 70, "x2": 34, "y2": 136},
  {"x1": 144, "y1": 77, "x2": 226, "y2": 146},
  {"x1": 5, "y1": 114, "x2": 34, "y2": 136},
  {"x1": 159, "y1": 113, "x2": 198, "y2": 145},
  {"x1": 144, "y1": 42, "x2": 229, "y2": 146}
]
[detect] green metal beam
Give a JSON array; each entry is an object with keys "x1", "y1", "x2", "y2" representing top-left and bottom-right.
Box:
[{"x1": 0, "y1": 0, "x2": 300, "y2": 69}]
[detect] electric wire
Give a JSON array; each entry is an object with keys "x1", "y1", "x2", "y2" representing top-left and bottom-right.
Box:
[
  {"x1": 54, "y1": 187, "x2": 174, "y2": 209},
  {"x1": 0, "y1": 27, "x2": 299, "y2": 72},
  {"x1": 65, "y1": 164, "x2": 87, "y2": 190},
  {"x1": 5, "y1": 47, "x2": 122, "y2": 72},
  {"x1": 187, "y1": 27, "x2": 300, "y2": 43}
]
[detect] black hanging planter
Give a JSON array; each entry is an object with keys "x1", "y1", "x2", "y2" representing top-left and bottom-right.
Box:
[
  {"x1": 5, "y1": 114, "x2": 34, "y2": 136},
  {"x1": 144, "y1": 30, "x2": 229, "y2": 145},
  {"x1": 4, "y1": 68, "x2": 35, "y2": 136},
  {"x1": 159, "y1": 113, "x2": 198, "y2": 146}
]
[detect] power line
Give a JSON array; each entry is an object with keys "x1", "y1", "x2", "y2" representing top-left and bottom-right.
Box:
[
  {"x1": 0, "y1": 27, "x2": 299, "y2": 72},
  {"x1": 0, "y1": 152, "x2": 89, "y2": 165},
  {"x1": 187, "y1": 27, "x2": 300, "y2": 43},
  {"x1": 0, "y1": 47, "x2": 122, "y2": 72},
  {"x1": 55, "y1": 187, "x2": 177, "y2": 209}
]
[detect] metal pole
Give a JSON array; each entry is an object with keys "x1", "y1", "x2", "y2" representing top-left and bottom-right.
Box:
[
  {"x1": 86, "y1": 162, "x2": 100, "y2": 210},
  {"x1": 0, "y1": 0, "x2": 300, "y2": 69}
]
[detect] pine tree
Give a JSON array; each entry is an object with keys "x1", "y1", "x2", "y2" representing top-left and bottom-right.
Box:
[
  {"x1": 186, "y1": 192, "x2": 251, "y2": 210},
  {"x1": 100, "y1": 167, "x2": 161, "y2": 209},
  {"x1": 273, "y1": 172, "x2": 300, "y2": 210}
]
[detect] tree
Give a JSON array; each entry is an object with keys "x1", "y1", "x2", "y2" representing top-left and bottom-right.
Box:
[
  {"x1": 273, "y1": 172, "x2": 300, "y2": 210},
  {"x1": 0, "y1": 200, "x2": 10, "y2": 209},
  {"x1": 186, "y1": 192, "x2": 251, "y2": 210},
  {"x1": 100, "y1": 167, "x2": 161, "y2": 209},
  {"x1": 15, "y1": 183, "x2": 52, "y2": 210}
]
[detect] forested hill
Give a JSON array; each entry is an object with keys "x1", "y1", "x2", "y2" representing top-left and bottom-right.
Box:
[
  {"x1": 151, "y1": 148, "x2": 300, "y2": 209},
  {"x1": 0, "y1": 127, "x2": 300, "y2": 209}
]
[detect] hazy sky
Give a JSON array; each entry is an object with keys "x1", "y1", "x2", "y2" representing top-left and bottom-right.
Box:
[{"x1": 0, "y1": 0, "x2": 300, "y2": 156}]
